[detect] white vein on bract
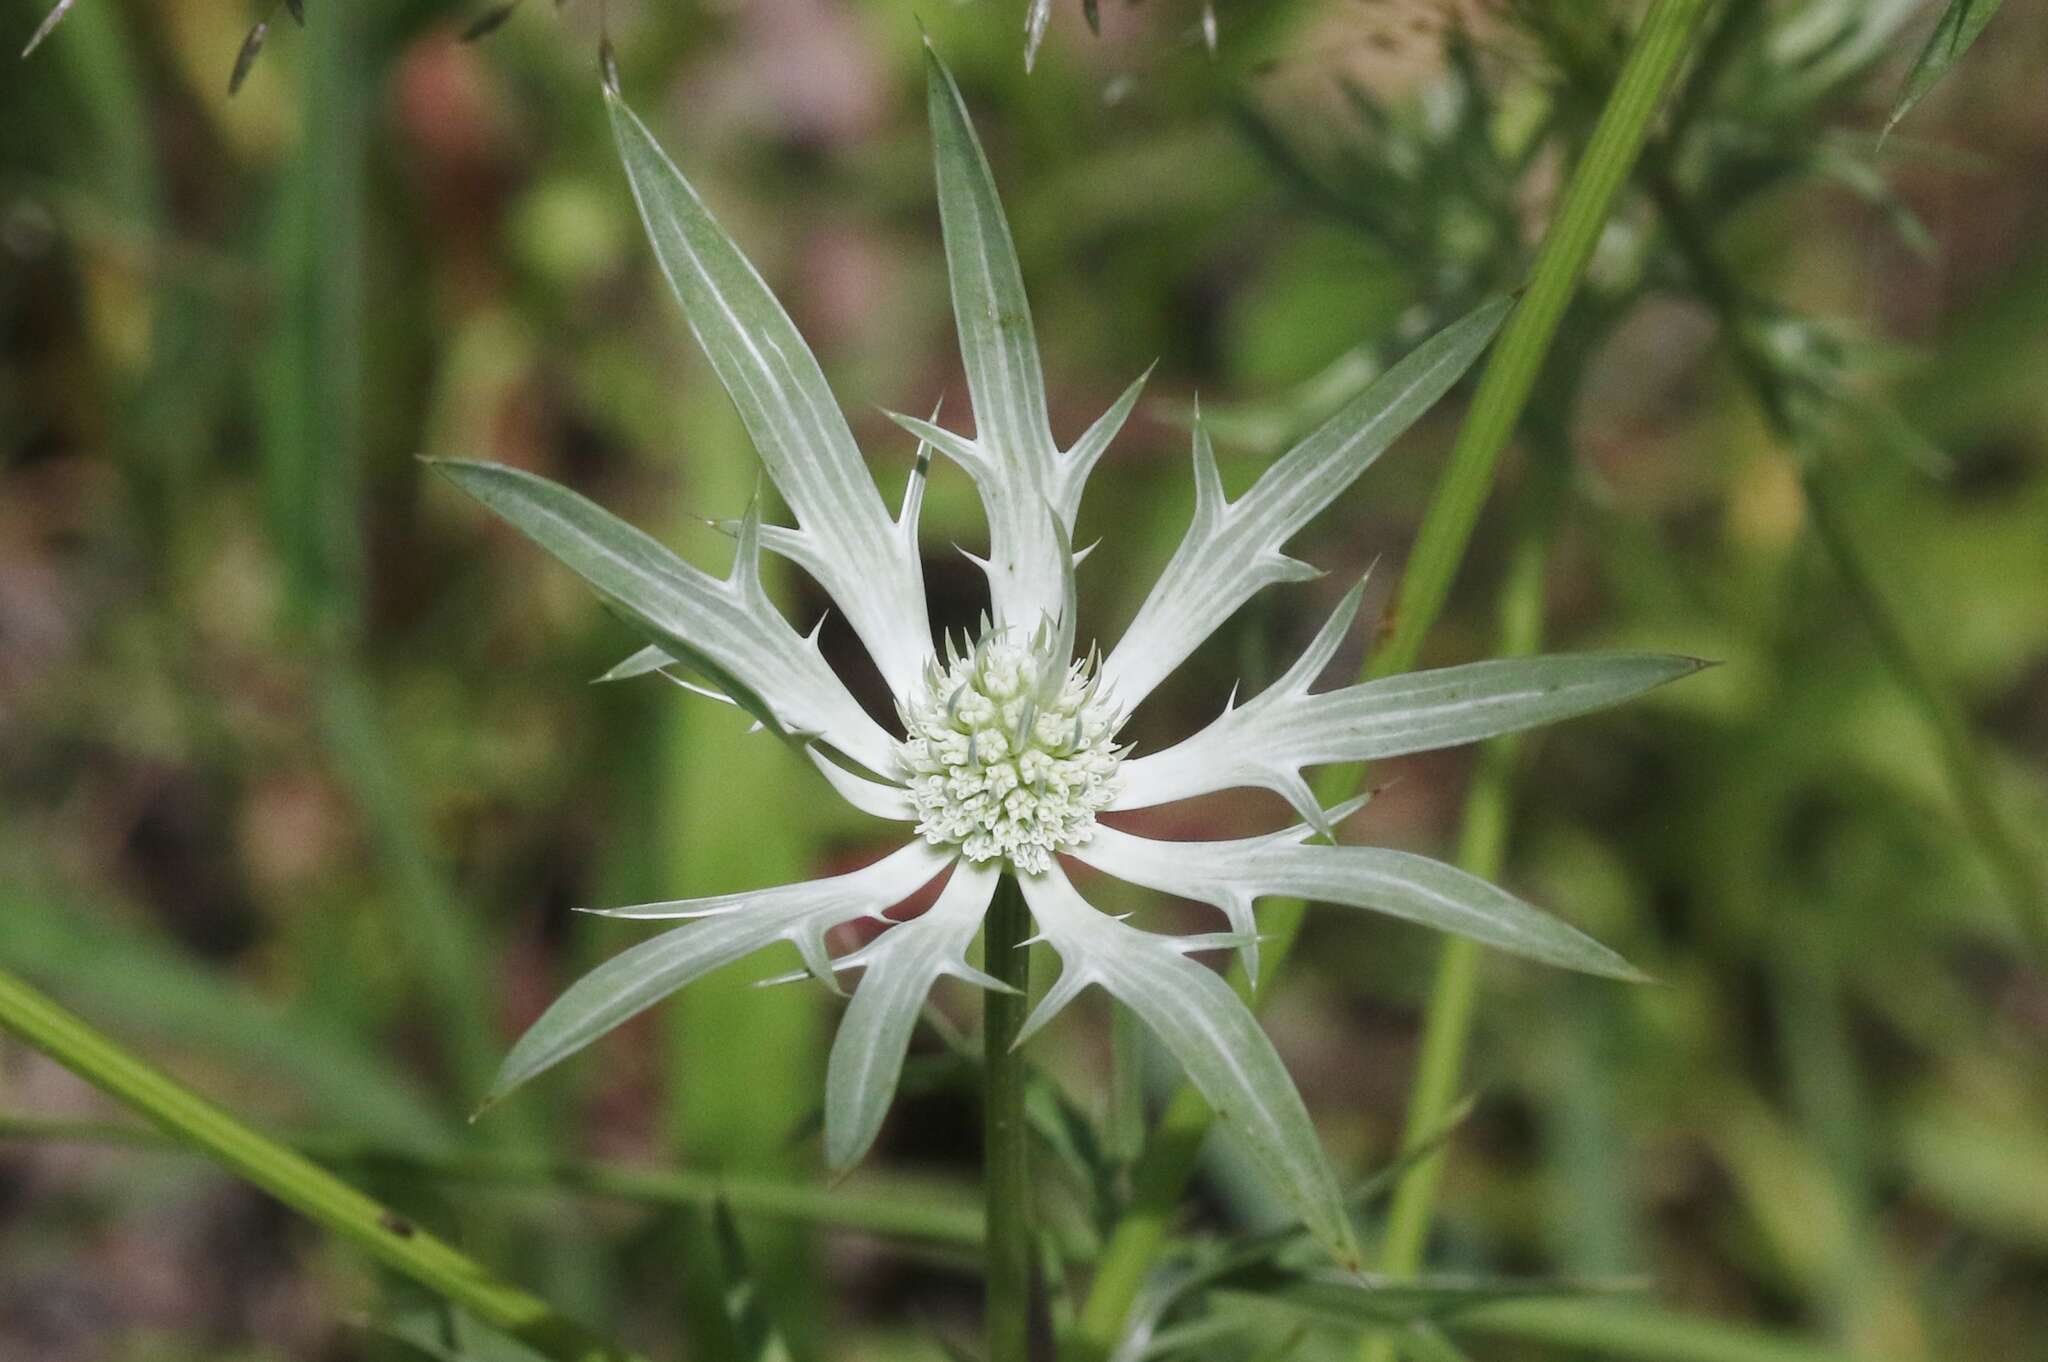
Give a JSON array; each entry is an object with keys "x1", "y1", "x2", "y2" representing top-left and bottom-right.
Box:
[
  {"x1": 920, "y1": 48, "x2": 1160, "y2": 635},
  {"x1": 923, "y1": 46, "x2": 1066, "y2": 631},
  {"x1": 1115, "y1": 595, "x2": 1705, "y2": 821},
  {"x1": 432, "y1": 460, "x2": 899, "y2": 775}
]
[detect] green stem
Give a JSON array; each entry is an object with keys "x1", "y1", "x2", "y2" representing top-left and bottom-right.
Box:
[
  {"x1": 1643, "y1": 166, "x2": 2048, "y2": 956},
  {"x1": 1359, "y1": 427, "x2": 1568, "y2": 1362},
  {"x1": 1068, "y1": 4, "x2": 1710, "y2": 1354},
  {"x1": 1451, "y1": 1298, "x2": 1850, "y2": 1362},
  {"x1": 986, "y1": 874, "x2": 1035, "y2": 1359},
  {"x1": 1369, "y1": 0, "x2": 1707, "y2": 682},
  {"x1": 1801, "y1": 466, "x2": 2047, "y2": 954},
  {"x1": 0, "y1": 968, "x2": 644, "y2": 1362},
  {"x1": 0, "y1": 1113, "x2": 984, "y2": 1251}
]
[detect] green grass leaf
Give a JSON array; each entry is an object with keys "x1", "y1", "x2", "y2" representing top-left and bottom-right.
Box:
[
  {"x1": 1887, "y1": 0, "x2": 2007, "y2": 138},
  {"x1": 0, "y1": 968, "x2": 645, "y2": 1362},
  {"x1": 0, "y1": 881, "x2": 450, "y2": 1152}
]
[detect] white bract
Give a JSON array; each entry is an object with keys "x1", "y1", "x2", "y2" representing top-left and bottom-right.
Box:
[{"x1": 437, "y1": 46, "x2": 1700, "y2": 1265}]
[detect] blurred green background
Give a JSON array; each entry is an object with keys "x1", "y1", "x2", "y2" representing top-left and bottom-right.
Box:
[{"x1": 3, "y1": 0, "x2": 2046, "y2": 1359}]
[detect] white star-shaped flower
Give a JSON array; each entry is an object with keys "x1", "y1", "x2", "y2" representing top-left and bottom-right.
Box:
[{"x1": 435, "y1": 47, "x2": 1698, "y2": 1261}]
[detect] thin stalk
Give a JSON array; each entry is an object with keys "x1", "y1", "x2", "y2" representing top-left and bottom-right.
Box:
[
  {"x1": 0, "y1": 1113, "x2": 984, "y2": 1251},
  {"x1": 0, "y1": 968, "x2": 644, "y2": 1362},
  {"x1": 1801, "y1": 470, "x2": 2045, "y2": 953},
  {"x1": 1451, "y1": 1298, "x2": 1850, "y2": 1362},
  {"x1": 1359, "y1": 427, "x2": 1568, "y2": 1362},
  {"x1": 985, "y1": 874, "x2": 1035, "y2": 1361},
  {"x1": 1643, "y1": 167, "x2": 2048, "y2": 955},
  {"x1": 1370, "y1": 0, "x2": 1708, "y2": 682},
  {"x1": 1068, "y1": 4, "x2": 1710, "y2": 1353}
]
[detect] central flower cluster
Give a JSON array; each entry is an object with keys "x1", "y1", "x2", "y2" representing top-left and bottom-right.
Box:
[{"x1": 896, "y1": 626, "x2": 1125, "y2": 874}]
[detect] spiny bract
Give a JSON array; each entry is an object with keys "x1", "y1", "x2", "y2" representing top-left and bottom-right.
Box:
[{"x1": 435, "y1": 44, "x2": 1700, "y2": 1263}]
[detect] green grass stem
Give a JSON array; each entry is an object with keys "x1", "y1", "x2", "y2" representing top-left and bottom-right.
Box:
[
  {"x1": 0, "y1": 1112, "x2": 984, "y2": 1250},
  {"x1": 0, "y1": 968, "x2": 645, "y2": 1362},
  {"x1": 1449, "y1": 1298, "x2": 1850, "y2": 1362},
  {"x1": 1359, "y1": 425, "x2": 1568, "y2": 1362}
]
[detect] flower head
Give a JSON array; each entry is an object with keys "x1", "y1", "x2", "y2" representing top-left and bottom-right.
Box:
[
  {"x1": 899, "y1": 622, "x2": 1124, "y2": 873},
  {"x1": 437, "y1": 45, "x2": 1699, "y2": 1262}
]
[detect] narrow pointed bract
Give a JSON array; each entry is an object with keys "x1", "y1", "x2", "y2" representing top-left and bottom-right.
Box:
[
  {"x1": 449, "y1": 47, "x2": 1701, "y2": 1265},
  {"x1": 607, "y1": 91, "x2": 932, "y2": 697},
  {"x1": 1018, "y1": 864, "x2": 1362, "y2": 1266},
  {"x1": 1076, "y1": 819, "x2": 1646, "y2": 981},
  {"x1": 1102, "y1": 296, "x2": 1514, "y2": 707},
  {"x1": 825, "y1": 860, "x2": 1003, "y2": 1169},
  {"x1": 1115, "y1": 651, "x2": 1707, "y2": 813},
  {"x1": 924, "y1": 44, "x2": 1070, "y2": 629},
  {"x1": 479, "y1": 844, "x2": 953, "y2": 1110},
  {"x1": 431, "y1": 459, "x2": 898, "y2": 774}
]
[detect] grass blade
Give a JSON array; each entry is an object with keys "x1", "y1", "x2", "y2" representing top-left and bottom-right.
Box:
[
  {"x1": 0, "y1": 879, "x2": 449, "y2": 1152},
  {"x1": 0, "y1": 1113, "x2": 985, "y2": 1250},
  {"x1": 0, "y1": 968, "x2": 647, "y2": 1362},
  {"x1": 1886, "y1": 0, "x2": 2006, "y2": 137}
]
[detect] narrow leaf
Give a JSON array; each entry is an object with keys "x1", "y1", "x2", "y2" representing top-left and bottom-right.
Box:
[
  {"x1": 229, "y1": 20, "x2": 268, "y2": 96},
  {"x1": 1887, "y1": 0, "x2": 2006, "y2": 137},
  {"x1": 0, "y1": 881, "x2": 449, "y2": 1152},
  {"x1": 1213, "y1": 1270, "x2": 1629, "y2": 1327}
]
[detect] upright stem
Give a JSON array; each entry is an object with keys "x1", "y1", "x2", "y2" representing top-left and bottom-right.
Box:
[
  {"x1": 1801, "y1": 466, "x2": 2047, "y2": 955},
  {"x1": 1360, "y1": 427, "x2": 1567, "y2": 1362},
  {"x1": 985, "y1": 874, "x2": 1035, "y2": 1360},
  {"x1": 1644, "y1": 164, "x2": 2048, "y2": 957}
]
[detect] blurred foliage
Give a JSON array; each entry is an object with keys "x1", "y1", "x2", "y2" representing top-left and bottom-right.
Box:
[{"x1": 2, "y1": 0, "x2": 2045, "y2": 1360}]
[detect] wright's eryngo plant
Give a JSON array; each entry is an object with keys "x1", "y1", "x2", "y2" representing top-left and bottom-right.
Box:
[{"x1": 436, "y1": 47, "x2": 1698, "y2": 1262}]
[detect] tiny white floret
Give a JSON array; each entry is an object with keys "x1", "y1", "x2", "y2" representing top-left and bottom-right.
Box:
[{"x1": 896, "y1": 620, "x2": 1124, "y2": 874}]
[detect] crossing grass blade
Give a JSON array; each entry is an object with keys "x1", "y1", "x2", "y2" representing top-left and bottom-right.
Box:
[
  {"x1": 1886, "y1": 0, "x2": 2007, "y2": 137},
  {"x1": 0, "y1": 967, "x2": 648, "y2": 1362}
]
